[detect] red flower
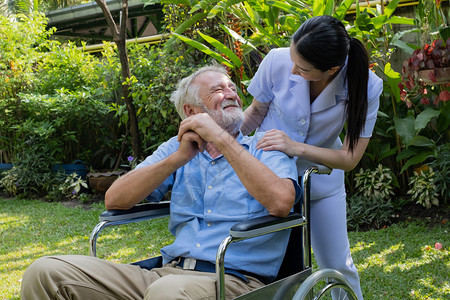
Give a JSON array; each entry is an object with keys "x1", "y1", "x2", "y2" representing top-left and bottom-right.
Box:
[
  {"x1": 439, "y1": 90, "x2": 450, "y2": 101},
  {"x1": 420, "y1": 97, "x2": 429, "y2": 105}
]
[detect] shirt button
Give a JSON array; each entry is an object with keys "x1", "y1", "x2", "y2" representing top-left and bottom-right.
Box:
[
  {"x1": 207, "y1": 222, "x2": 212, "y2": 227},
  {"x1": 298, "y1": 131, "x2": 304, "y2": 136},
  {"x1": 208, "y1": 185, "x2": 212, "y2": 189},
  {"x1": 207, "y1": 209, "x2": 212, "y2": 213},
  {"x1": 211, "y1": 161, "x2": 216, "y2": 165},
  {"x1": 196, "y1": 243, "x2": 201, "y2": 248},
  {"x1": 300, "y1": 119, "x2": 306, "y2": 125}
]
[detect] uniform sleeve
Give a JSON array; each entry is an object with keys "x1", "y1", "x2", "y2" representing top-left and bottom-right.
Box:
[
  {"x1": 134, "y1": 137, "x2": 179, "y2": 202},
  {"x1": 361, "y1": 70, "x2": 383, "y2": 138},
  {"x1": 247, "y1": 49, "x2": 277, "y2": 103}
]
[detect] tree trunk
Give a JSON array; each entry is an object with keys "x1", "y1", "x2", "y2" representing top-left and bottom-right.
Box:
[{"x1": 94, "y1": 0, "x2": 142, "y2": 161}]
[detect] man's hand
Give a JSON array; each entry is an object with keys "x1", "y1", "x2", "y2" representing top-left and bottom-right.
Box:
[
  {"x1": 178, "y1": 113, "x2": 229, "y2": 145},
  {"x1": 175, "y1": 130, "x2": 206, "y2": 164}
]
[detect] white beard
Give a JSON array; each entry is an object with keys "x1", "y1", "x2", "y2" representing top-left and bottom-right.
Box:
[{"x1": 201, "y1": 100, "x2": 244, "y2": 136}]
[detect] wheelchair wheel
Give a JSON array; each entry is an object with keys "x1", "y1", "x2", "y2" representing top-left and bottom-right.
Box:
[{"x1": 292, "y1": 269, "x2": 358, "y2": 300}]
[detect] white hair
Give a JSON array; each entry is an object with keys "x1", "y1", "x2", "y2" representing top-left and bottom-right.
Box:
[{"x1": 169, "y1": 65, "x2": 229, "y2": 119}]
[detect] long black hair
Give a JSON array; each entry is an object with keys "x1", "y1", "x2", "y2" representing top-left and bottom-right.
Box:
[{"x1": 292, "y1": 15, "x2": 369, "y2": 153}]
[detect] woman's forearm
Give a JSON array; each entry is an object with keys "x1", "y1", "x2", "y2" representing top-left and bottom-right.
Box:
[
  {"x1": 241, "y1": 99, "x2": 270, "y2": 135},
  {"x1": 293, "y1": 137, "x2": 370, "y2": 171},
  {"x1": 256, "y1": 130, "x2": 370, "y2": 172}
]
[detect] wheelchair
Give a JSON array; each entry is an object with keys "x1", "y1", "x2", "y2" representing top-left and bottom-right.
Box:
[{"x1": 89, "y1": 165, "x2": 358, "y2": 300}]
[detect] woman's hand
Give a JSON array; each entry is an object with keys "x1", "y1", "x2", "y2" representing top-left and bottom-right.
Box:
[{"x1": 256, "y1": 129, "x2": 298, "y2": 157}]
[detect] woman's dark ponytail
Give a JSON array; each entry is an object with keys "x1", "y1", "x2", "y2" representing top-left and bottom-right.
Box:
[
  {"x1": 292, "y1": 16, "x2": 370, "y2": 153},
  {"x1": 346, "y1": 37, "x2": 368, "y2": 153}
]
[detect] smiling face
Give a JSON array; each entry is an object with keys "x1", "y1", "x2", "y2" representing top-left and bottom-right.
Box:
[
  {"x1": 191, "y1": 71, "x2": 244, "y2": 136},
  {"x1": 289, "y1": 43, "x2": 339, "y2": 83}
]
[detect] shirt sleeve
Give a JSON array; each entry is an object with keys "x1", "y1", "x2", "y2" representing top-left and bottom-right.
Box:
[
  {"x1": 247, "y1": 49, "x2": 277, "y2": 103},
  {"x1": 134, "y1": 137, "x2": 179, "y2": 202},
  {"x1": 248, "y1": 133, "x2": 301, "y2": 203},
  {"x1": 361, "y1": 70, "x2": 383, "y2": 138}
]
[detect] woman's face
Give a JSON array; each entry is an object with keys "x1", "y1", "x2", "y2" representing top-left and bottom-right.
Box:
[{"x1": 289, "y1": 43, "x2": 336, "y2": 82}]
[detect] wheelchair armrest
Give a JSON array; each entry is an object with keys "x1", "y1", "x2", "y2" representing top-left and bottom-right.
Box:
[
  {"x1": 99, "y1": 201, "x2": 170, "y2": 222},
  {"x1": 229, "y1": 212, "x2": 304, "y2": 239},
  {"x1": 90, "y1": 201, "x2": 170, "y2": 257}
]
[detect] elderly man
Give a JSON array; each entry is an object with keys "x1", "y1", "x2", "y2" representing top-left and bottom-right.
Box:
[{"x1": 21, "y1": 65, "x2": 300, "y2": 300}]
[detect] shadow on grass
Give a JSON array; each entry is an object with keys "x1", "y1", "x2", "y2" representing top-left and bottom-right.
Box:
[{"x1": 350, "y1": 221, "x2": 449, "y2": 299}]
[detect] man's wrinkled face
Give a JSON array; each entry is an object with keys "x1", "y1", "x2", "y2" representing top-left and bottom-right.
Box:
[{"x1": 194, "y1": 71, "x2": 244, "y2": 135}]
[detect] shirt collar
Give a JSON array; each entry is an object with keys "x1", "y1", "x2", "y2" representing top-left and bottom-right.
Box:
[{"x1": 202, "y1": 131, "x2": 249, "y2": 160}]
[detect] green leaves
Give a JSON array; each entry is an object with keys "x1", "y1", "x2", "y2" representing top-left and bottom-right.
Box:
[
  {"x1": 384, "y1": 63, "x2": 402, "y2": 103},
  {"x1": 333, "y1": 0, "x2": 354, "y2": 20},
  {"x1": 172, "y1": 32, "x2": 235, "y2": 68},
  {"x1": 395, "y1": 107, "x2": 444, "y2": 173},
  {"x1": 312, "y1": 0, "x2": 333, "y2": 17},
  {"x1": 394, "y1": 108, "x2": 442, "y2": 147}
]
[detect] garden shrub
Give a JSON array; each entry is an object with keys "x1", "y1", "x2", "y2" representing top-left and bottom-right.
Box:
[
  {"x1": 18, "y1": 90, "x2": 114, "y2": 165},
  {"x1": 430, "y1": 143, "x2": 450, "y2": 205},
  {"x1": 354, "y1": 164, "x2": 397, "y2": 200},
  {"x1": 0, "y1": 120, "x2": 61, "y2": 196},
  {"x1": 408, "y1": 169, "x2": 439, "y2": 209},
  {"x1": 36, "y1": 41, "x2": 103, "y2": 94},
  {"x1": 0, "y1": 12, "x2": 55, "y2": 163},
  {"x1": 347, "y1": 164, "x2": 397, "y2": 230},
  {"x1": 347, "y1": 196, "x2": 394, "y2": 231}
]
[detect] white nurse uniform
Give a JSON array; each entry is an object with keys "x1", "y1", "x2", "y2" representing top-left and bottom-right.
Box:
[{"x1": 247, "y1": 47, "x2": 383, "y2": 299}]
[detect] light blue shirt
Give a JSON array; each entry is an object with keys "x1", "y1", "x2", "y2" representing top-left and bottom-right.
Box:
[
  {"x1": 136, "y1": 132, "x2": 299, "y2": 280},
  {"x1": 247, "y1": 48, "x2": 383, "y2": 199}
]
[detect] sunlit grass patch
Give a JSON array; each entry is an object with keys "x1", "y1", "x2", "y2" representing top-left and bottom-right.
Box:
[
  {"x1": 349, "y1": 221, "x2": 449, "y2": 299},
  {"x1": 1, "y1": 197, "x2": 449, "y2": 300}
]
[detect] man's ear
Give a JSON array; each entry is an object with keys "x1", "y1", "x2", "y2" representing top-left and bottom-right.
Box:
[{"x1": 183, "y1": 103, "x2": 197, "y2": 117}]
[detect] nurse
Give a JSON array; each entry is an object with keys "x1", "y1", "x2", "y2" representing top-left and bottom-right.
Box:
[{"x1": 242, "y1": 15, "x2": 383, "y2": 300}]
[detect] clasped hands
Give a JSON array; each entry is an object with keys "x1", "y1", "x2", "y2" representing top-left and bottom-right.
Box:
[{"x1": 174, "y1": 113, "x2": 228, "y2": 164}]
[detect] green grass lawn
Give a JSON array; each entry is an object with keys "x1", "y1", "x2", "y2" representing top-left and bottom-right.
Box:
[{"x1": 1, "y1": 197, "x2": 448, "y2": 299}]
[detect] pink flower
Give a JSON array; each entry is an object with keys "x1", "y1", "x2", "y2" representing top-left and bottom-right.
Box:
[{"x1": 435, "y1": 242, "x2": 443, "y2": 250}]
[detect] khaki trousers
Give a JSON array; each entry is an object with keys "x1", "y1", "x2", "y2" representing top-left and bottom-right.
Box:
[{"x1": 21, "y1": 255, "x2": 265, "y2": 300}]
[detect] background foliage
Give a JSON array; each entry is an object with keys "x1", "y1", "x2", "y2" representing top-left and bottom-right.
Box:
[{"x1": 0, "y1": 1, "x2": 448, "y2": 221}]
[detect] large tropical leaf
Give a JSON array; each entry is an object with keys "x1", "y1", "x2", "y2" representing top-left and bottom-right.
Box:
[
  {"x1": 384, "y1": 63, "x2": 402, "y2": 103},
  {"x1": 163, "y1": 12, "x2": 208, "y2": 49},
  {"x1": 171, "y1": 32, "x2": 233, "y2": 68},
  {"x1": 415, "y1": 108, "x2": 441, "y2": 134},
  {"x1": 333, "y1": 0, "x2": 354, "y2": 21},
  {"x1": 220, "y1": 24, "x2": 258, "y2": 52},
  {"x1": 197, "y1": 31, "x2": 242, "y2": 67}
]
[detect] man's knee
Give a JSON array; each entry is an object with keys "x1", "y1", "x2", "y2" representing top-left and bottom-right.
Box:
[
  {"x1": 21, "y1": 256, "x2": 67, "y2": 299},
  {"x1": 23, "y1": 256, "x2": 57, "y2": 284}
]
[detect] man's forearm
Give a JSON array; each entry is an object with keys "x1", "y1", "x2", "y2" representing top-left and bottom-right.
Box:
[
  {"x1": 214, "y1": 134, "x2": 295, "y2": 217},
  {"x1": 105, "y1": 154, "x2": 183, "y2": 210}
]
